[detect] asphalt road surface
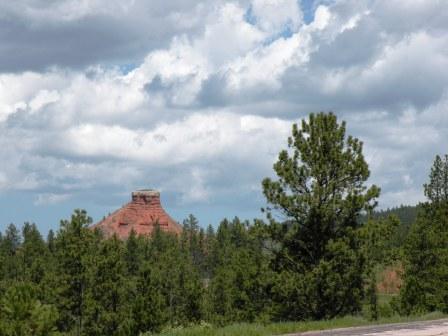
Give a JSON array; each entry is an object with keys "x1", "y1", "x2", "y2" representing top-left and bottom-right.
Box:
[{"x1": 284, "y1": 319, "x2": 448, "y2": 336}]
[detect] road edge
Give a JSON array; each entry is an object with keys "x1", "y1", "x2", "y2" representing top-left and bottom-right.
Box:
[{"x1": 280, "y1": 317, "x2": 448, "y2": 336}]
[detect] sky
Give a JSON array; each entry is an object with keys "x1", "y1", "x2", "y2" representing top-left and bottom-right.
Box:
[{"x1": 1, "y1": 0, "x2": 448, "y2": 234}]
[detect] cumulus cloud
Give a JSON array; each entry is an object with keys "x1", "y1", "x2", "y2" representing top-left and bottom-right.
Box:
[
  {"x1": 251, "y1": 0, "x2": 303, "y2": 34},
  {"x1": 0, "y1": 0, "x2": 225, "y2": 72},
  {"x1": 1, "y1": 0, "x2": 448, "y2": 229}
]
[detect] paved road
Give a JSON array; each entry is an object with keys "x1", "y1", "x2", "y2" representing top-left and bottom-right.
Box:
[{"x1": 284, "y1": 319, "x2": 448, "y2": 336}]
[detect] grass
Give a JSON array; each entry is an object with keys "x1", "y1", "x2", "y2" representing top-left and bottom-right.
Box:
[
  {"x1": 154, "y1": 312, "x2": 447, "y2": 336},
  {"x1": 377, "y1": 293, "x2": 397, "y2": 304}
]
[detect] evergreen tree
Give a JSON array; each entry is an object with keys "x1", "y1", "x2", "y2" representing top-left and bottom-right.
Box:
[
  {"x1": 19, "y1": 223, "x2": 48, "y2": 285},
  {"x1": 47, "y1": 230, "x2": 55, "y2": 254},
  {"x1": 204, "y1": 224, "x2": 216, "y2": 279},
  {"x1": 124, "y1": 229, "x2": 140, "y2": 277},
  {"x1": 182, "y1": 214, "x2": 203, "y2": 270},
  {"x1": 400, "y1": 205, "x2": 448, "y2": 313},
  {"x1": 400, "y1": 154, "x2": 448, "y2": 314},
  {"x1": 132, "y1": 256, "x2": 168, "y2": 334},
  {"x1": 206, "y1": 218, "x2": 273, "y2": 324},
  {"x1": 0, "y1": 282, "x2": 58, "y2": 336},
  {"x1": 132, "y1": 228, "x2": 203, "y2": 334},
  {"x1": 0, "y1": 224, "x2": 21, "y2": 282},
  {"x1": 152, "y1": 228, "x2": 202, "y2": 327},
  {"x1": 84, "y1": 235, "x2": 130, "y2": 336},
  {"x1": 51, "y1": 209, "x2": 94, "y2": 335},
  {"x1": 262, "y1": 112, "x2": 380, "y2": 320},
  {"x1": 424, "y1": 154, "x2": 448, "y2": 203}
]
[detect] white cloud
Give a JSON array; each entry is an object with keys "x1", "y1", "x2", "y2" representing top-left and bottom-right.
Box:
[
  {"x1": 251, "y1": 0, "x2": 302, "y2": 34},
  {"x1": 197, "y1": 3, "x2": 265, "y2": 67},
  {"x1": 180, "y1": 167, "x2": 212, "y2": 203},
  {"x1": 29, "y1": 90, "x2": 60, "y2": 113},
  {"x1": 1, "y1": 0, "x2": 448, "y2": 227},
  {"x1": 310, "y1": 5, "x2": 331, "y2": 31},
  {"x1": 48, "y1": 113, "x2": 291, "y2": 165},
  {"x1": 226, "y1": 30, "x2": 311, "y2": 90}
]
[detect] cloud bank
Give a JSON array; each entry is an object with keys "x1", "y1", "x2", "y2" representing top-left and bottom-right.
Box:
[{"x1": 1, "y1": 0, "x2": 448, "y2": 229}]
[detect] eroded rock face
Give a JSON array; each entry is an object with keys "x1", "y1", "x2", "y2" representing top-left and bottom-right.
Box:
[{"x1": 91, "y1": 190, "x2": 182, "y2": 239}]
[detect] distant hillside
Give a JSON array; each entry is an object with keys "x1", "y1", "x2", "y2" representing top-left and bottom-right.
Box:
[
  {"x1": 370, "y1": 204, "x2": 420, "y2": 227},
  {"x1": 361, "y1": 204, "x2": 421, "y2": 247}
]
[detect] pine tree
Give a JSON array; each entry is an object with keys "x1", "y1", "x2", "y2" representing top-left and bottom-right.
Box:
[
  {"x1": 400, "y1": 154, "x2": 448, "y2": 314},
  {"x1": 51, "y1": 209, "x2": 94, "y2": 335},
  {"x1": 399, "y1": 206, "x2": 448, "y2": 313},
  {"x1": 0, "y1": 282, "x2": 59, "y2": 336},
  {"x1": 131, "y1": 228, "x2": 203, "y2": 334},
  {"x1": 84, "y1": 235, "x2": 129, "y2": 335},
  {"x1": 262, "y1": 112, "x2": 380, "y2": 320},
  {"x1": 47, "y1": 230, "x2": 55, "y2": 254},
  {"x1": 206, "y1": 218, "x2": 273, "y2": 324},
  {"x1": 124, "y1": 229, "x2": 140, "y2": 277},
  {"x1": 0, "y1": 224, "x2": 21, "y2": 282},
  {"x1": 181, "y1": 214, "x2": 204, "y2": 273},
  {"x1": 132, "y1": 258, "x2": 168, "y2": 334},
  {"x1": 424, "y1": 154, "x2": 448, "y2": 203},
  {"x1": 204, "y1": 224, "x2": 216, "y2": 279},
  {"x1": 19, "y1": 223, "x2": 48, "y2": 285}
]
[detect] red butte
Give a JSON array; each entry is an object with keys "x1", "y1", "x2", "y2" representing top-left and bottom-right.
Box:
[{"x1": 91, "y1": 190, "x2": 182, "y2": 239}]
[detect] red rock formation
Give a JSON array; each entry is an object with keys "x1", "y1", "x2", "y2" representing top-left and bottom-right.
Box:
[{"x1": 91, "y1": 190, "x2": 182, "y2": 239}]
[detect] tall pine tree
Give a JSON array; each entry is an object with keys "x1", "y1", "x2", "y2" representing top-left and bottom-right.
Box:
[
  {"x1": 262, "y1": 112, "x2": 380, "y2": 320},
  {"x1": 51, "y1": 209, "x2": 95, "y2": 335}
]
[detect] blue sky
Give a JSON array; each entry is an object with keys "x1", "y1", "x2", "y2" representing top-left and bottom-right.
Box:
[{"x1": 1, "y1": 0, "x2": 448, "y2": 234}]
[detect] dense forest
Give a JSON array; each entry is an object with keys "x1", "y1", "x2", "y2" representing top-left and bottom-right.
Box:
[
  {"x1": 1, "y1": 112, "x2": 447, "y2": 335},
  {"x1": 369, "y1": 205, "x2": 419, "y2": 227}
]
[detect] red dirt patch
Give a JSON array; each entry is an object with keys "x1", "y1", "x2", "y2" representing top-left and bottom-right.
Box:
[{"x1": 377, "y1": 265, "x2": 402, "y2": 294}]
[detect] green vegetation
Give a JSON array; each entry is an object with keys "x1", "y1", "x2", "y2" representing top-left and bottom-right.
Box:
[
  {"x1": 399, "y1": 155, "x2": 448, "y2": 314},
  {"x1": 262, "y1": 112, "x2": 380, "y2": 320},
  {"x1": 152, "y1": 312, "x2": 447, "y2": 336},
  {"x1": 360, "y1": 205, "x2": 419, "y2": 247},
  {"x1": 1, "y1": 112, "x2": 447, "y2": 335}
]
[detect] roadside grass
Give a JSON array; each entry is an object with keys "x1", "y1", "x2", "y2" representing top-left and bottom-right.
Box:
[
  {"x1": 154, "y1": 312, "x2": 446, "y2": 336},
  {"x1": 378, "y1": 293, "x2": 396, "y2": 303}
]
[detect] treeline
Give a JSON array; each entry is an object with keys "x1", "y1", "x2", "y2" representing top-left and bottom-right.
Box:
[
  {"x1": 369, "y1": 205, "x2": 419, "y2": 228},
  {"x1": 359, "y1": 205, "x2": 420, "y2": 247},
  {"x1": 0, "y1": 212, "x2": 396, "y2": 335},
  {"x1": 1, "y1": 112, "x2": 447, "y2": 335},
  {"x1": 0, "y1": 212, "x2": 272, "y2": 334}
]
